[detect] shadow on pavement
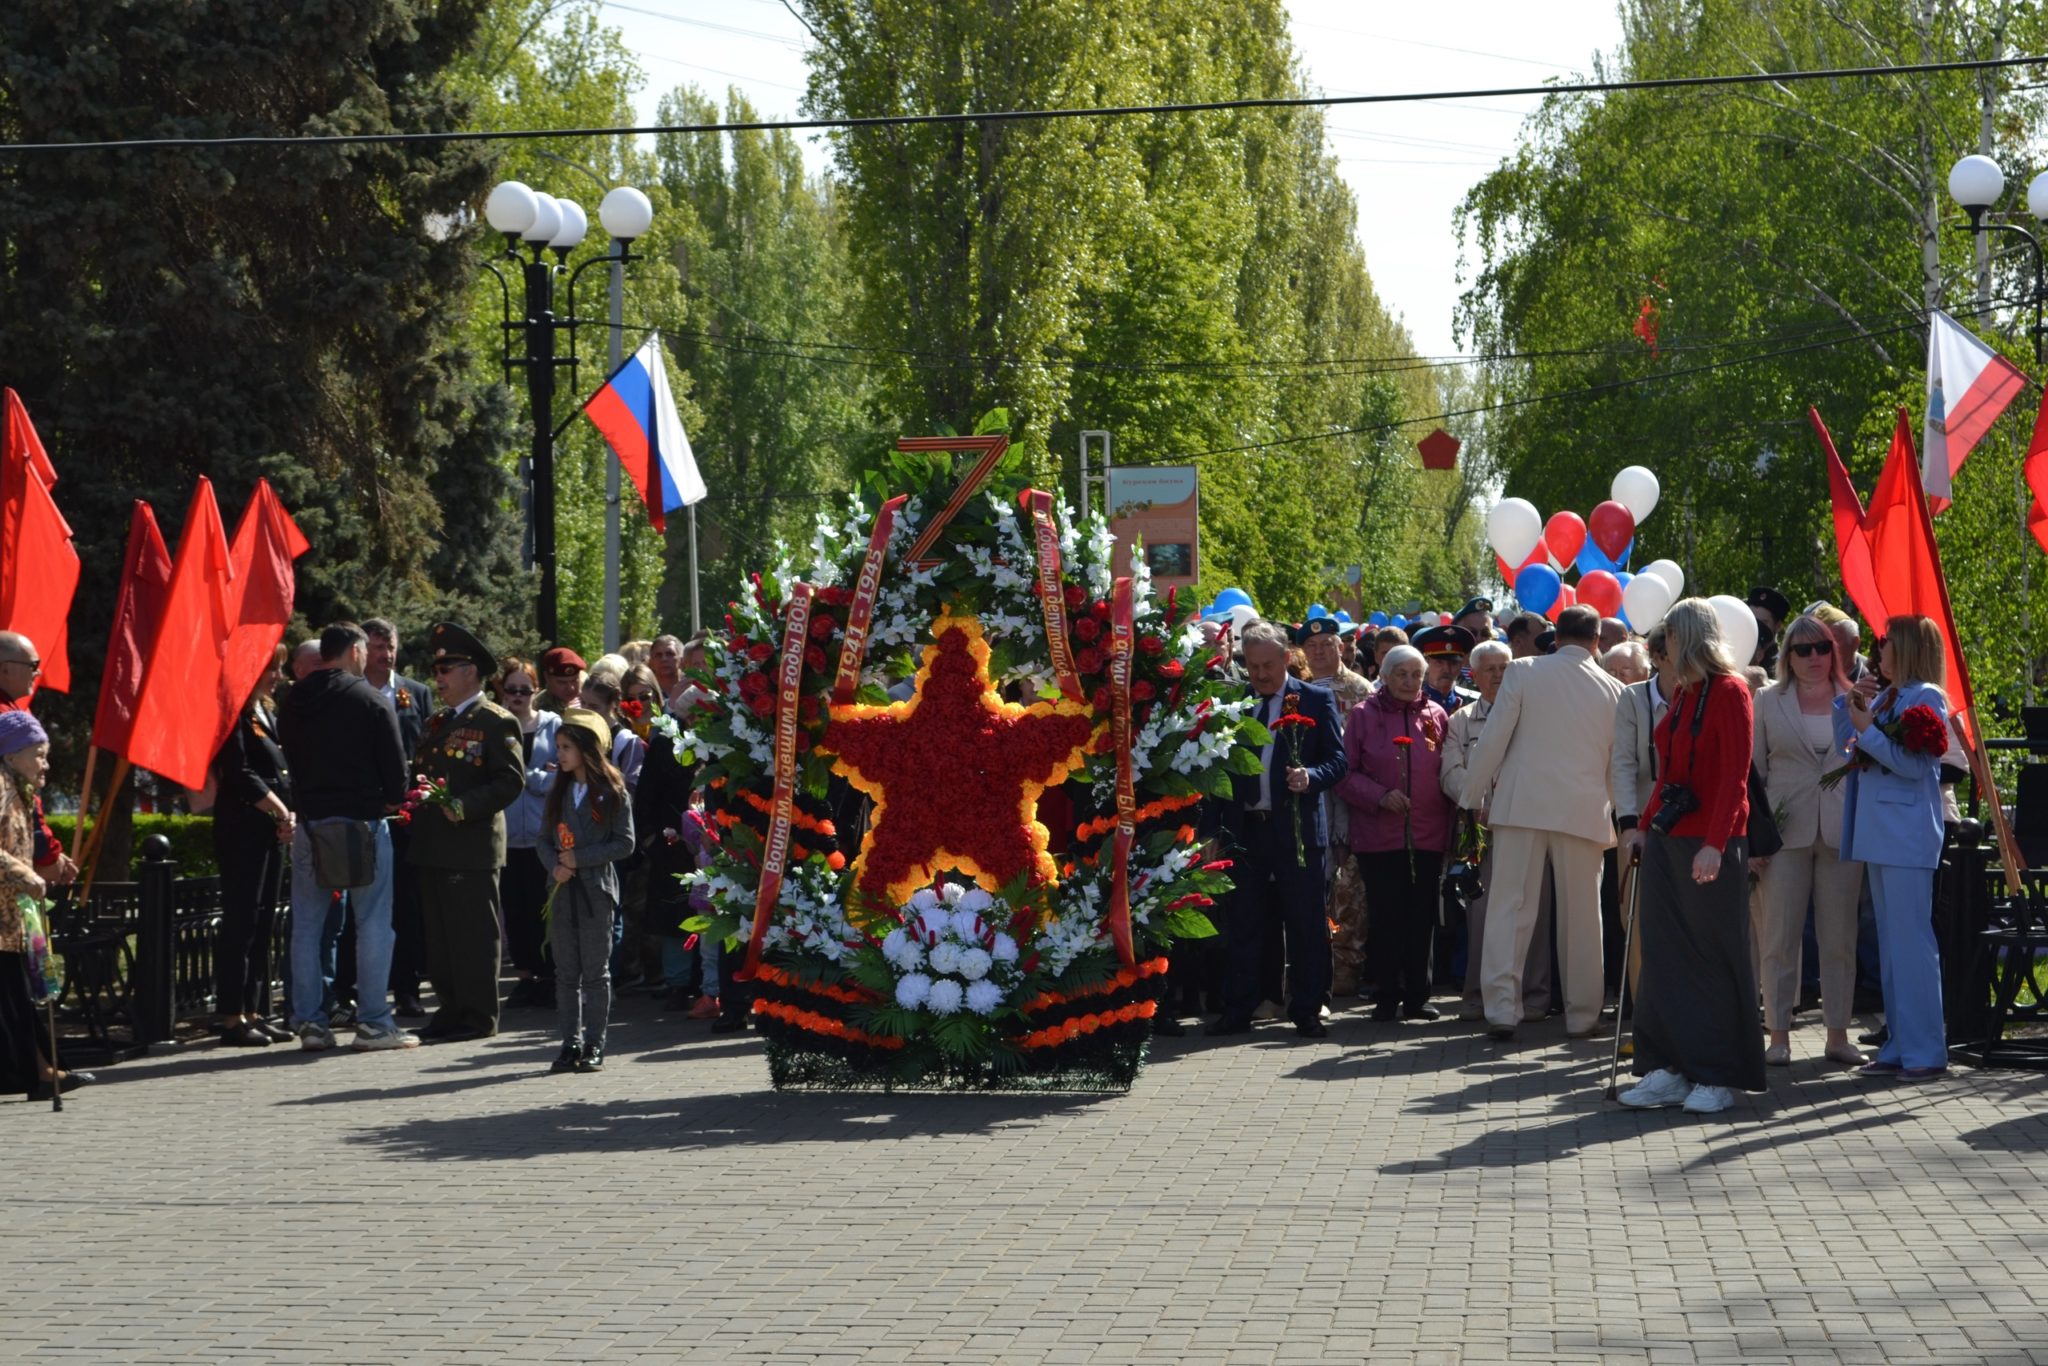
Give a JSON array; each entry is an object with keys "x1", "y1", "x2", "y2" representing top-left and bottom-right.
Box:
[{"x1": 342, "y1": 1088, "x2": 1117, "y2": 1160}]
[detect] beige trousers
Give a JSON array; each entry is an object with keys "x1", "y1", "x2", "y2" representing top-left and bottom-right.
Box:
[
  {"x1": 1753, "y1": 837, "x2": 1865, "y2": 1031},
  {"x1": 1482, "y1": 825, "x2": 1606, "y2": 1034}
]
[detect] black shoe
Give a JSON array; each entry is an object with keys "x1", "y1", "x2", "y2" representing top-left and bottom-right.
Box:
[
  {"x1": 1295, "y1": 1020, "x2": 1328, "y2": 1039},
  {"x1": 1204, "y1": 1016, "x2": 1252, "y2": 1037},
  {"x1": 255, "y1": 1018, "x2": 295, "y2": 1042},
  {"x1": 660, "y1": 987, "x2": 695, "y2": 1013},
  {"x1": 222, "y1": 1022, "x2": 274, "y2": 1048},
  {"x1": 575, "y1": 1044, "x2": 606, "y2": 1072},
  {"x1": 1370, "y1": 1001, "x2": 1399, "y2": 1023},
  {"x1": 550, "y1": 1041, "x2": 582, "y2": 1074},
  {"x1": 1403, "y1": 1003, "x2": 1442, "y2": 1022},
  {"x1": 1153, "y1": 1014, "x2": 1186, "y2": 1037},
  {"x1": 1859, "y1": 1025, "x2": 1890, "y2": 1047},
  {"x1": 1487, "y1": 1025, "x2": 1517, "y2": 1041},
  {"x1": 710, "y1": 1014, "x2": 748, "y2": 1034},
  {"x1": 394, "y1": 995, "x2": 429, "y2": 1020}
]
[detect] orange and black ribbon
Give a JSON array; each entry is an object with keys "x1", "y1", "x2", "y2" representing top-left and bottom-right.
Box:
[
  {"x1": 831, "y1": 494, "x2": 907, "y2": 705},
  {"x1": 1023, "y1": 488, "x2": 1083, "y2": 702},
  {"x1": 1105, "y1": 575, "x2": 1136, "y2": 967},
  {"x1": 741, "y1": 580, "x2": 813, "y2": 979},
  {"x1": 897, "y1": 435, "x2": 1009, "y2": 568}
]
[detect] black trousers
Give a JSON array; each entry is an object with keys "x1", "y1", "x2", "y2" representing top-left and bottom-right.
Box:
[
  {"x1": 1358, "y1": 848, "x2": 1443, "y2": 1011},
  {"x1": 499, "y1": 848, "x2": 551, "y2": 978},
  {"x1": 1222, "y1": 814, "x2": 1330, "y2": 1025},
  {"x1": 418, "y1": 866, "x2": 503, "y2": 1036},
  {"x1": 388, "y1": 824, "x2": 423, "y2": 997},
  {"x1": 213, "y1": 820, "x2": 284, "y2": 1017}
]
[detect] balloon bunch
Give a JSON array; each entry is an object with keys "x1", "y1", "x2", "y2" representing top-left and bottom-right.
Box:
[{"x1": 1486, "y1": 466, "x2": 1675, "y2": 629}]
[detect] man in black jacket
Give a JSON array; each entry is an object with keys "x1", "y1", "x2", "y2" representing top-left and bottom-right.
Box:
[{"x1": 278, "y1": 622, "x2": 414, "y2": 1052}]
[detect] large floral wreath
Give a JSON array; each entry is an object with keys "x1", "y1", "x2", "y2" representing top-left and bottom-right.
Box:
[{"x1": 661, "y1": 446, "x2": 1268, "y2": 1089}]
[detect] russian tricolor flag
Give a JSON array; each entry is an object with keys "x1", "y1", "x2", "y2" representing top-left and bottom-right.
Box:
[
  {"x1": 1923, "y1": 308, "x2": 2026, "y2": 511},
  {"x1": 584, "y1": 336, "x2": 707, "y2": 531}
]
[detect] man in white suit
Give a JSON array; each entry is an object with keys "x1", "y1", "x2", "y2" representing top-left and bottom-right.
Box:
[{"x1": 1457, "y1": 605, "x2": 1625, "y2": 1039}]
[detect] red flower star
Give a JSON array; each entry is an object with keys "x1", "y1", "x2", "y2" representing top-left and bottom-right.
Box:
[{"x1": 822, "y1": 613, "x2": 1099, "y2": 920}]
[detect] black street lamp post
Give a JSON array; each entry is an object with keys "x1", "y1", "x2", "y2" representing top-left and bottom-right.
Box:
[
  {"x1": 1947, "y1": 153, "x2": 2048, "y2": 362},
  {"x1": 481, "y1": 179, "x2": 653, "y2": 645}
]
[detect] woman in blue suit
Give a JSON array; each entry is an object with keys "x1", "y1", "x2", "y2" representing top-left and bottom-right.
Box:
[{"x1": 1832, "y1": 616, "x2": 1950, "y2": 1081}]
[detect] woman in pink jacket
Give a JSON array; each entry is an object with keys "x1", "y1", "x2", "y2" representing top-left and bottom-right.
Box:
[{"x1": 1337, "y1": 645, "x2": 1455, "y2": 1022}]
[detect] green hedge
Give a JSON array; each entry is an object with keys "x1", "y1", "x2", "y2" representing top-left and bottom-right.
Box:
[{"x1": 45, "y1": 813, "x2": 220, "y2": 878}]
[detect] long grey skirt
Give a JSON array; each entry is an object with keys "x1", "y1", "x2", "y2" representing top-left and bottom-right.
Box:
[{"x1": 1632, "y1": 832, "x2": 1767, "y2": 1092}]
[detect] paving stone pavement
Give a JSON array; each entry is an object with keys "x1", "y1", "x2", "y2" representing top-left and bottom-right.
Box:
[{"x1": 3, "y1": 994, "x2": 2046, "y2": 1364}]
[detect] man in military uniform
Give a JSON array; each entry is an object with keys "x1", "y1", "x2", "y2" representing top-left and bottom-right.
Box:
[
  {"x1": 1414, "y1": 623, "x2": 1480, "y2": 715},
  {"x1": 408, "y1": 623, "x2": 526, "y2": 1042}
]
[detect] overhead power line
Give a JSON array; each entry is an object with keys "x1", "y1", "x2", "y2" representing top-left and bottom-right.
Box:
[{"x1": 2, "y1": 54, "x2": 2041, "y2": 153}]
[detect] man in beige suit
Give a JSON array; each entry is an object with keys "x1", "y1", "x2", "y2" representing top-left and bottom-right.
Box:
[{"x1": 1457, "y1": 605, "x2": 1624, "y2": 1039}]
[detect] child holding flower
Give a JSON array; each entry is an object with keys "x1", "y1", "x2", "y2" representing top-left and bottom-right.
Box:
[{"x1": 539, "y1": 709, "x2": 637, "y2": 1073}]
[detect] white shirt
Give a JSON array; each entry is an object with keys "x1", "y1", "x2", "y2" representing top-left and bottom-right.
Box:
[
  {"x1": 446, "y1": 692, "x2": 483, "y2": 721},
  {"x1": 1251, "y1": 690, "x2": 1282, "y2": 811}
]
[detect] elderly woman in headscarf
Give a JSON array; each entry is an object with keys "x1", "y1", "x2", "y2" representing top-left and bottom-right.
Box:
[{"x1": 0, "y1": 712, "x2": 90, "y2": 1099}]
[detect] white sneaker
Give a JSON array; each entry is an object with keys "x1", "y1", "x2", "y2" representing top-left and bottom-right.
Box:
[
  {"x1": 296, "y1": 1021, "x2": 336, "y2": 1052},
  {"x1": 352, "y1": 1024, "x2": 421, "y2": 1052},
  {"x1": 1682, "y1": 1083, "x2": 1735, "y2": 1114},
  {"x1": 1617, "y1": 1067, "x2": 1689, "y2": 1108}
]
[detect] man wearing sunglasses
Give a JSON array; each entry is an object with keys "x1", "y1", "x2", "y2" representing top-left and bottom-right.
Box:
[{"x1": 0, "y1": 632, "x2": 73, "y2": 886}]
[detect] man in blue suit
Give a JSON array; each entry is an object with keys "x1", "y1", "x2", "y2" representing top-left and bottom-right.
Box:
[{"x1": 1209, "y1": 619, "x2": 1349, "y2": 1039}]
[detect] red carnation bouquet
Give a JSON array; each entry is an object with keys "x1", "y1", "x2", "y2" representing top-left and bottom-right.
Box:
[{"x1": 1819, "y1": 701, "x2": 1948, "y2": 790}]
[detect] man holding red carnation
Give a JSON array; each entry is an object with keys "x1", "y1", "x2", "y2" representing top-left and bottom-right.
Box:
[{"x1": 1207, "y1": 619, "x2": 1349, "y2": 1040}]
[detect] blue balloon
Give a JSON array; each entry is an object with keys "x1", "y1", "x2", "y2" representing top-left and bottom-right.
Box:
[
  {"x1": 1335, "y1": 610, "x2": 1353, "y2": 625},
  {"x1": 1211, "y1": 586, "x2": 1253, "y2": 613},
  {"x1": 1515, "y1": 563, "x2": 1562, "y2": 615},
  {"x1": 1615, "y1": 571, "x2": 1634, "y2": 590},
  {"x1": 1575, "y1": 540, "x2": 1615, "y2": 576},
  {"x1": 1368, "y1": 611, "x2": 1389, "y2": 628},
  {"x1": 1306, "y1": 602, "x2": 1329, "y2": 621}
]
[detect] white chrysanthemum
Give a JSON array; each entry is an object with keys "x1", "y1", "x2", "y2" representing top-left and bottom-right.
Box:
[
  {"x1": 991, "y1": 933, "x2": 1019, "y2": 963},
  {"x1": 926, "y1": 978, "x2": 964, "y2": 1015},
  {"x1": 957, "y1": 947, "x2": 993, "y2": 981},
  {"x1": 895, "y1": 973, "x2": 932, "y2": 1009},
  {"x1": 928, "y1": 941, "x2": 963, "y2": 976},
  {"x1": 965, "y1": 980, "x2": 1003, "y2": 1016},
  {"x1": 949, "y1": 908, "x2": 983, "y2": 941},
  {"x1": 940, "y1": 882, "x2": 965, "y2": 905},
  {"x1": 919, "y1": 903, "x2": 953, "y2": 938},
  {"x1": 909, "y1": 887, "x2": 939, "y2": 912},
  {"x1": 881, "y1": 928, "x2": 923, "y2": 971},
  {"x1": 955, "y1": 887, "x2": 994, "y2": 915}
]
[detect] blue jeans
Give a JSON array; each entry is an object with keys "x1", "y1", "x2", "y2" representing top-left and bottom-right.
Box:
[
  {"x1": 319, "y1": 892, "x2": 348, "y2": 1014},
  {"x1": 290, "y1": 820, "x2": 396, "y2": 1031}
]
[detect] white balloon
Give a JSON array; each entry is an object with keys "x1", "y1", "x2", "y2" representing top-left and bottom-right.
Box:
[
  {"x1": 1708, "y1": 594, "x2": 1759, "y2": 667},
  {"x1": 1487, "y1": 498, "x2": 1544, "y2": 568},
  {"x1": 1640, "y1": 558, "x2": 1684, "y2": 599},
  {"x1": 1621, "y1": 572, "x2": 1674, "y2": 630},
  {"x1": 1612, "y1": 466, "x2": 1661, "y2": 523}
]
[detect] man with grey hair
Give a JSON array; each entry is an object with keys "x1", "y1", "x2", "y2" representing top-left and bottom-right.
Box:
[
  {"x1": 1457, "y1": 604, "x2": 1624, "y2": 1040},
  {"x1": 1208, "y1": 619, "x2": 1349, "y2": 1040},
  {"x1": 1603, "y1": 640, "x2": 1651, "y2": 684}
]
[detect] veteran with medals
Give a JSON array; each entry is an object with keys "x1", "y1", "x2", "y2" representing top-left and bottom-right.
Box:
[{"x1": 408, "y1": 624, "x2": 526, "y2": 1041}]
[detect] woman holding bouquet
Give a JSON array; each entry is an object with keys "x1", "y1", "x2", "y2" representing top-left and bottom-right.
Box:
[
  {"x1": 1835, "y1": 616, "x2": 1952, "y2": 1081},
  {"x1": 1337, "y1": 645, "x2": 1454, "y2": 1022},
  {"x1": 1621, "y1": 599, "x2": 1764, "y2": 1115}
]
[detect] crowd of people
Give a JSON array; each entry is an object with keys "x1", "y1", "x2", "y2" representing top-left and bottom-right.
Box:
[{"x1": 0, "y1": 573, "x2": 1970, "y2": 1111}]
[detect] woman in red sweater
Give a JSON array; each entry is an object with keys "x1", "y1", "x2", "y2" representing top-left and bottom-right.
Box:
[{"x1": 1619, "y1": 598, "x2": 1767, "y2": 1114}]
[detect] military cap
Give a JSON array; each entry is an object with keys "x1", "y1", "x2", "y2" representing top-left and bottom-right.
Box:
[
  {"x1": 558, "y1": 705, "x2": 612, "y2": 756},
  {"x1": 1292, "y1": 616, "x2": 1341, "y2": 645},
  {"x1": 428, "y1": 622, "x2": 494, "y2": 671},
  {"x1": 1411, "y1": 623, "x2": 1477, "y2": 659},
  {"x1": 1747, "y1": 586, "x2": 1791, "y2": 622},
  {"x1": 1453, "y1": 596, "x2": 1495, "y2": 625}
]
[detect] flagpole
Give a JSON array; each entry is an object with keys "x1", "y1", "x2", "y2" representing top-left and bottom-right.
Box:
[
  {"x1": 1954, "y1": 714, "x2": 2024, "y2": 894},
  {"x1": 688, "y1": 503, "x2": 701, "y2": 637},
  {"x1": 69, "y1": 744, "x2": 99, "y2": 862},
  {"x1": 602, "y1": 234, "x2": 624, "y2": 653}
]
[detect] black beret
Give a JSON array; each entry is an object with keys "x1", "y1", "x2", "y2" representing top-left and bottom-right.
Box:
[{"x1": 1747, "y1": 586, "x2": 1791, "y2": 621}]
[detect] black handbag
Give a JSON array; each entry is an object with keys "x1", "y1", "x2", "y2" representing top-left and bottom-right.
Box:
[
  {"x1": 1744, "y1": 764, "x2": 1783, "y2": 859},
  {"x1": 306, "y1": 817, "x2": 379, "y2": 890}
]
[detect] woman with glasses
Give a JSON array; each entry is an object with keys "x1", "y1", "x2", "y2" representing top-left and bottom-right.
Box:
[
  {"x1": 1836, "y1": 616, "x2": 1953, "y2": 1082},
  {"x1": 1752, "y1": 615, "x2": 1865, "y2": 1067},
  {"x1": 495, "y1": 658, "x2": 561, "y2": 1010}
]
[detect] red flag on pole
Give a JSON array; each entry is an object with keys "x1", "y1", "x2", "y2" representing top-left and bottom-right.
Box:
[
  {"x1": 1809, "y1": 407, "x2": 1886, "y2": 629},
  {"x1": 127, "y1": 480, "x2": 236, "y2": 790},
  {"x1": 1862, "y1": 408, "x2": 1976, "y2": 738},
  {"x1": 2024, "y1": 384, "x2": 2048, "y2": 557},
  {"x1": 0, "y1": 388, "x2": 81, "y2": 691},
  {"x1": 92, "y1": 502, "x2": 176, "y2": 760},
  {"x1": 218, "y1": 479, "x2": 310, "y2": 731}
]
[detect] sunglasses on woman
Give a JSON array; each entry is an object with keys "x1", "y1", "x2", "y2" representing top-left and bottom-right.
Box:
[
  {"x1": 500, "y1": 685, "x2": 535, "y2": 697},
  {"x1": 1788, "y1": 640, "x2": 1833, "y2": 658}
]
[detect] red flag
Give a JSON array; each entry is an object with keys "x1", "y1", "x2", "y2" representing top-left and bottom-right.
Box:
[
  {"x1": 0, "y1": 388, "x2": 80, "y2": 691},
  {"x1": 219, "y1": 479, "x2": 309, "y2": 729},
  {"x1": 2025, "y1": 385, "x2": 2048, "y2": 557},
  {"x1": 1863, "y1": 408, "x2": 1975, "y2": 737},
  {"x1": 127, "y1": 480, "x2": 236, "y2": 790},
  {"x1": 1809, "y1": 407, "x2": 1886, "y2": 628},
  {"x1": 93, "y1": 502, "x2": 176, "y2": 759}
]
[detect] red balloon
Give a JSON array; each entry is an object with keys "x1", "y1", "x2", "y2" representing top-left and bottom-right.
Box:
[
  {"x1": 1544, "y1": 511, "x2": 1587, "y2": 565},
  {"x1": 1577, "y1": 569, "x2": 1623, "y2": 617},
  {"x1": 1496, "y1": 535, "x2": 1551, "y2": 585},
  {"x1": 1545, "y1": 582, "x2": 1577, "y2": 623},
  {"x1": 1588, "y1": 500, "x2": 1636, "y2": 561}
]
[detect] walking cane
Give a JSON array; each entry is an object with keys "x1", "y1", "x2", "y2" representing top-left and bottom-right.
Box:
[
  {"x1": 1604, "y1": 846, "x2": 1643, "y2": 1102},
  {"x1": 44, "y1": 991, "x2": 62, "y2": 1112}
]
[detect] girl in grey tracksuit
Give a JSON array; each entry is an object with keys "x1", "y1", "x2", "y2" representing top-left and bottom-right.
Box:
[{"x1": 538, "y1": 712, "x2": 636, "y2": 1073}]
